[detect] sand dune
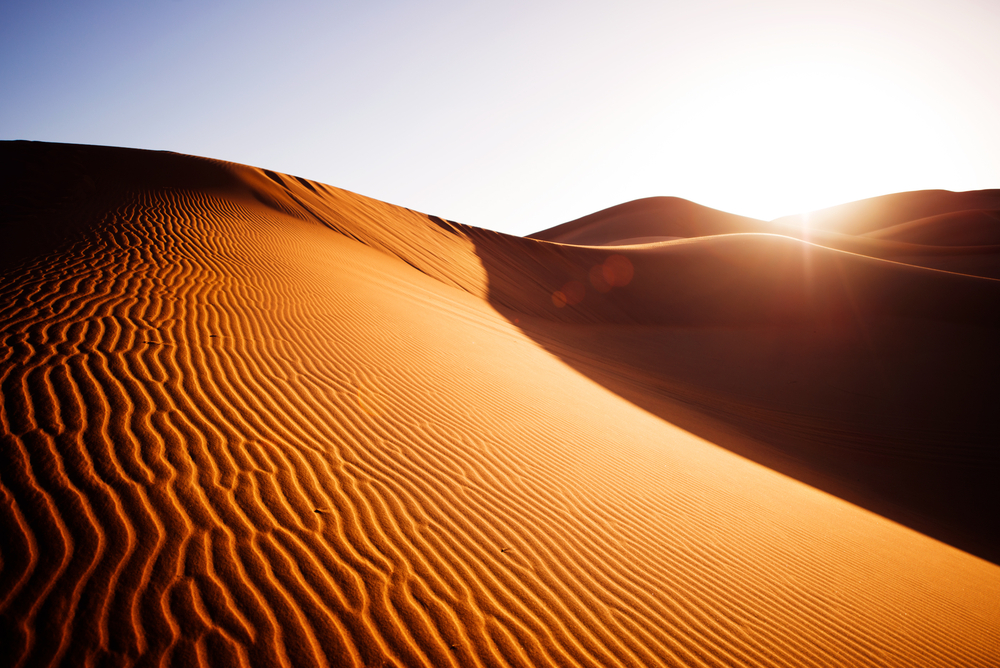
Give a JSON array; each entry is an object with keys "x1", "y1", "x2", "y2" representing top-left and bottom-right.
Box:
[
  {"x1": 862, "y1": 209, "x2": 1000, "y2": 246},
  {"x1": 1, "y1": 141, "x2": 998, "y2": 667},
  {"x1": 527, "y1": 197, "x2": 771, "y2": 245},
  {"x1": 771, "y1": 189, "x2": 1000, "y2": 236}
]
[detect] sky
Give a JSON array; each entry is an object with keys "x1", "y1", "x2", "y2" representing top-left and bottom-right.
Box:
[{"x1": 3, "y1": 0, "x2": 1000, "y2": 236}]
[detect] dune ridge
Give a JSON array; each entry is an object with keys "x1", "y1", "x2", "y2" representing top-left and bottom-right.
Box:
[{"x1": 1, "y1": 141, "x2": 998, "y2": 667}]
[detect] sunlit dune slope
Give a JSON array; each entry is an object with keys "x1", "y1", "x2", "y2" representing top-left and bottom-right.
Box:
[{"x1": 1, "y1": 141, "x2": 998, "y2": 668}]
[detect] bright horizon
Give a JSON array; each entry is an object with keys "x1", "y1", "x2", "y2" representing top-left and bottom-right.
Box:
[{"x1": 3, "y1": 0, "x2": 999, "y2": 236}]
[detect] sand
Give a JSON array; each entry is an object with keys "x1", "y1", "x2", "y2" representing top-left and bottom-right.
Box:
[{"x1": 1, "y1": 141, "x2": 997, "y2": 667}]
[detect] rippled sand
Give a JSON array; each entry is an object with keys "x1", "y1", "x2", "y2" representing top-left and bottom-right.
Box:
[{"x1": 2, "y1": 141, "x2": 997, "y2": 667}]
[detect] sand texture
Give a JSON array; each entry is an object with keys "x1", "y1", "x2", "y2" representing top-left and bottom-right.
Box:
[{"x1": 1, "y1": 141, "x2": 998, "y2": 667}]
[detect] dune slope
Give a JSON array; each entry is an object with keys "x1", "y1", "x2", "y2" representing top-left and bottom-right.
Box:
[
  {"x1": 1, "y1": 142, "x2": 998, "y2": 667},
  {"x1": 490, "y1": 192, "x2": 1000, "y2": 560}
]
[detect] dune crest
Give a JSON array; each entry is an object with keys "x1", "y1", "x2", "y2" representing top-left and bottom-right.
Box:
[{"x1": 1, "y1": 142, "x2": 998, "y2": 667}]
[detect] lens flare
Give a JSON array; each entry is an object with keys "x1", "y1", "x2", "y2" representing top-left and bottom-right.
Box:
[
  {"x1": 602, "y1": 254, "x2": 634, "y2": 287},
  {"x1": 553, "y1": 280, "x2": 585, "y2": 307},
  {"x1": 589, "y1": 263, "x2": 612, "y2": 293}
]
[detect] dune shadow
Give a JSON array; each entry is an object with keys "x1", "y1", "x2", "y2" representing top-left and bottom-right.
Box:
[{"x1": 459, "y1": 223, "x2": 1000, "y2": 565}]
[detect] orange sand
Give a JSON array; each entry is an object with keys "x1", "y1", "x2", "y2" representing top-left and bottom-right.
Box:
[{"x1": 1, "y1": 141, "x2": 998, "y2": 667}]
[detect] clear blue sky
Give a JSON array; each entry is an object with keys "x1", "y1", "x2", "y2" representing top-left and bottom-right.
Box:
[{"x1": 3, "y1": 0, "x2": 999, "y2": 235}]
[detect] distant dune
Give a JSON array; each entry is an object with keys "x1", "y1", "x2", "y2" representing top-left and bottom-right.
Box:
[
  {"x1": 527, "y1": 197, "x2": 771, "y2": 245},
  {"x1": 1, "y1": 141, "x2": 998, "y2": 667}
]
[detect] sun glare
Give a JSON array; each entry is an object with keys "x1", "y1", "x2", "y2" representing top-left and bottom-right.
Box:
[{"x1": 636, "y1": 49, "x2": 964, "y2": 221}]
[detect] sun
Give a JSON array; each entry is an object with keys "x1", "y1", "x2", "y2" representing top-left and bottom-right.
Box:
[{"x1": 641, "y1": 49, "x2": 963, "y2": 220}]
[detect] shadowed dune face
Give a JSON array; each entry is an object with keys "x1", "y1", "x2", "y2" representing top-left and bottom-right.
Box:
[
  {"x1": 2, "y1": 142, "x2": 999, "y2": 668},
  {"x1": 466, "y1": 194, "x2": 1000, "y2": 563}
]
